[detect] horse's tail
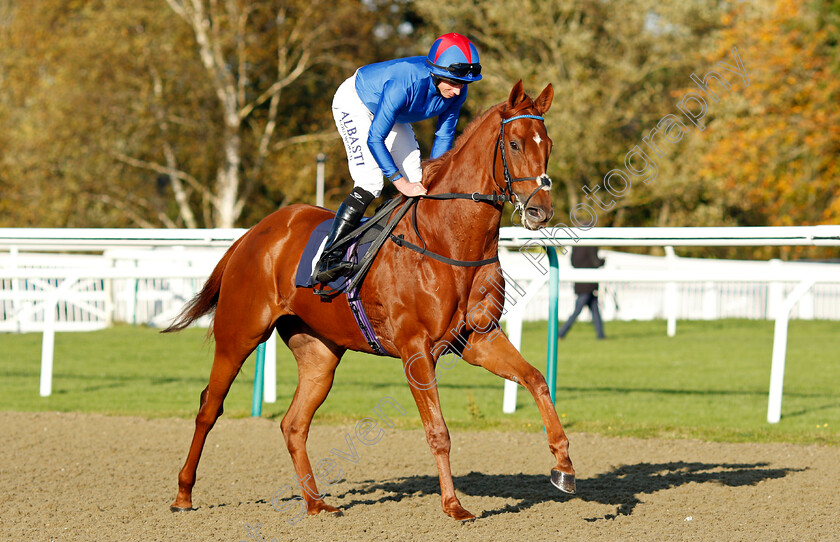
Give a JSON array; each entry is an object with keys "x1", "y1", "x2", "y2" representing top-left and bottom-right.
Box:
[{"x1": 160, "y1": 234, "x2": 246, "y2": 336}]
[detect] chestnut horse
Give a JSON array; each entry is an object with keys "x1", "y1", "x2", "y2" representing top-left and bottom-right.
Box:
[{"x1": 164, "y1": 81, "x2": 575, "y2": 521}]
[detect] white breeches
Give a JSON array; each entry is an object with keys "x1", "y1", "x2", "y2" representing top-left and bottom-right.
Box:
[{"x1": 332, "y1": 72, "x2": 422, "y2": 197}]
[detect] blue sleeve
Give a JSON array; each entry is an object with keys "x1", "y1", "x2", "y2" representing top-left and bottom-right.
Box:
[
  {"x1": 430, "y1": 89, "x2": 467, "y2": 159},
  {"x1": 367, "y1": 80, "x2": 405, "y2": 181}
]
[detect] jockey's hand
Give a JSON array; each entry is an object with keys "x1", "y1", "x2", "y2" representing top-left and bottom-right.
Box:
[{"x1": 393, "y1": 177, "x2": 427, "y2": 197}]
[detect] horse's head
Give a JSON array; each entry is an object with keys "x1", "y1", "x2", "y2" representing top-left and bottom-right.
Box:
[{"x1": 494, "y1": 81, "x2": 555, "y2": 230}]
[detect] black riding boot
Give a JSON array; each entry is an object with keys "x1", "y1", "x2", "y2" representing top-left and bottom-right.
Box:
[{"x1": 314, "y1": 187, "x2": 374, "y2": 283}]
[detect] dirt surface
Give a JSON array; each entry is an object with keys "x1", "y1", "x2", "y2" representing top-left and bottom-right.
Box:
[{"x1": 1, "y1": 411, "x2": 837, "y2": 542}]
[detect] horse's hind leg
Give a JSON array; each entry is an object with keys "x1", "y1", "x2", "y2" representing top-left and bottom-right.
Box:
[
  {"x1": 278, "y1": 318, "x2": 344, "y2": 516},
  {"x1": 170, "y1": 329, "x2": 264, "y2": 511}
]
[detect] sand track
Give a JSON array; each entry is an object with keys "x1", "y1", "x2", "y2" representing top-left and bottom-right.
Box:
[{"x1": 1, "y1": 411, "x2": 836, "y2": 541}]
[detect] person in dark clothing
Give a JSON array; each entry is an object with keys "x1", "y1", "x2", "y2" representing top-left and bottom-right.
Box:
[{"x1": 558, "y1": 246, "x2": 606, "y2": 339}]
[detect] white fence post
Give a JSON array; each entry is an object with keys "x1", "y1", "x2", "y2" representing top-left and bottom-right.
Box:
[
  {"x1": 40, "y1": 275, "x2": 80, "y2": 397},
  {"x1": 264, "y1": 332, "x2": 277, "y2": 403},
  {"x1": 127, "y1": 259, "x2": 138, "y2": 325},
  {"x1": 767, "y1": 278, "x2": 816, "y2": 423},
  {"x1": 10, "y1": 247, "x2": 20, "y2": 332},
  {"x1": 702, "y1": 281, "x2": 718, "y2": 320},
  {"x1": 664, "y1": 246, "x2": 678, "y2": 337},
  {"x1": 501, "y1": 270, "x2": 549, "y2": 414},
  {"x1": 767, "y1": 259, "x2": 784, "y2": 318},
  {"x1": 503, "y1": 308, "x2": 523, "y2": 413},
  {"x1": 40, "y1": 293, "x2": 57, "y2": 397},
  {"x1": 316, "y1": 153, "x2": 326, "y2": 208}
]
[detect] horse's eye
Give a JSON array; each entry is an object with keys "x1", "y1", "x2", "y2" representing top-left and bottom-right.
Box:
[{"x1": 510, "y1": 141, "x2": 520, "y2": 151}]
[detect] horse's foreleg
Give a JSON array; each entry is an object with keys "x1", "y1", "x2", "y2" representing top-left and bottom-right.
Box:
[
  {"x1": 171, "y1": 343, "x2": 251, "y2": 511},
  {"x1": 461, "y1": 330, "x2": 576, "y2": 494},
  {"x1": 402, "y1": 346, "x2": 475, "y2": 521},
  {"x1": 280, "y1": 324, "x2": 344, "y2": 517}
]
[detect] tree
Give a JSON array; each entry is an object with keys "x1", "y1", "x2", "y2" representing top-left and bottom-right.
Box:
[
  {"x1": 158, "y1": 0, "x2": 357, "y2": 227},
  {"x1": 0, "y1": 0, "x2": 397, "y2": 228},
  {"x1": 411, "y1": 0, "x2": 732, "y2": 227},
  {"x1": 694, "y1": 0, "x2": 840, "y2": 229},
  {"x1": 633, "y1": 0, "x2": 840, "y2": 259}
]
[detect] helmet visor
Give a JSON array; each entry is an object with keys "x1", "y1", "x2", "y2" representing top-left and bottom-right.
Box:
[{"x1": 428, "y1": 61, "x2": 482, "y2": 79}]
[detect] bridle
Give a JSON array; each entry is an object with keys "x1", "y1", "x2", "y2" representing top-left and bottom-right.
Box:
[
  {"x1": 493, "y1": 114, "x2": 553, "y2": 222},
  {"x1": 392, "y1": 113, "x2": 554, "y2": 267}
]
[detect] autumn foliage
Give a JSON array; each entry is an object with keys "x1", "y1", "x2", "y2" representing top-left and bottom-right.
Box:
[
  {"x1": 697, "y1": 0, "x2": 840, "y2": 227},
  {"x1": 1, "y1": 0, "x2": 837, "y2": 252}
]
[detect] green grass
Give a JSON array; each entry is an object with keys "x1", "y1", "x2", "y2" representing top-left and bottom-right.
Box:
[{"x1": 1, "y1": 320, "x2": 837, "y2": 445}]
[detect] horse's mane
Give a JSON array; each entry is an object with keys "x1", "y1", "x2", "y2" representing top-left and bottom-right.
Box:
[
  {"x1": 423, "y1": 103, "x2": 503, "y2": 182},
  {"x1": 423, "y1": 95, "x2": 537, "y2": 183}
]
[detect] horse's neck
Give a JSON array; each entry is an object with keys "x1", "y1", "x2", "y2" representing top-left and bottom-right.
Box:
[{"x1": 417, "y1": 120, "x2": 503, "y2": 261}]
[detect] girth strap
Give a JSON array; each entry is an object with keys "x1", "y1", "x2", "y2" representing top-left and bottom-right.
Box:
[{"x1": 346, "y1": 288, "x2": 389, "y2": 356}]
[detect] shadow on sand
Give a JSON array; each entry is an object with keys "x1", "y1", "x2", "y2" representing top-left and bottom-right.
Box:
[{"x1": 332, "y1": 461, "x2": 803, "y2": 521}]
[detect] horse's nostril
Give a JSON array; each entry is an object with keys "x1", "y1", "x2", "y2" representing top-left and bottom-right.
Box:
[{"x1": 526, "y1": 207, "x2": 545, "y2": 221}]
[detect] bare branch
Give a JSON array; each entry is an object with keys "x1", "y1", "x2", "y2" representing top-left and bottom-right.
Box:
[
  {"x1": 271, "y1": 131, "x2": 339, "y2": 152},
  {"x1": 93, "y1": 192, "x2": 179, "y2": 229},
  {"x1": 239, "y1": 3, "x2": 335, "y2": 120},
  {"x1": 170, "y1": 0, "x2": 235, "y2": 111},
  {"x1": 206, "y1": 0, "x2": 237, "y2": 111},
  {"x1": 232, "y1": 0, "x2": 250, "y2": 110},
  {"x1": 112, "y1": 151, "x2": 217, "y2": 208},
  {"x1": 244, "y1": 89, "x2": 281, "y2": 201},
  {"x1": 239, "y1": 46, "x2": 311, "y2": 119},
  {"x1": 164, "y1": 0, "x2": 188, "y2": 20},
  {"x1": 148, "y1": 64, "x2": 199, "y2": 229},
  {"x1": 95, "y1": 194, "x2": 157, "y2": 228}
]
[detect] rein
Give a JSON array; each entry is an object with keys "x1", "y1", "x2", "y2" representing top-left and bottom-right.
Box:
[
  {"x1": 390, "y1": 195, "x2": 501, "y2": 268},
  {"x1": 389, "y1": 113, "x2": 554, "y2": 268}
]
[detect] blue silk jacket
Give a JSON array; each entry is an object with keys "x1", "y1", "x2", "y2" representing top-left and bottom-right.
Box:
[{"x1": 354, "y1": 56, "x2": 468, "y2": 180}]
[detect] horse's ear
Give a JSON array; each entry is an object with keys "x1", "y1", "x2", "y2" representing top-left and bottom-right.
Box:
[
  {"x1": 534, "y1": 83, "x2": 554, "y2": 115},
  {"x1": 507, "y1": 80, "x2": 526, "y2": 109}
]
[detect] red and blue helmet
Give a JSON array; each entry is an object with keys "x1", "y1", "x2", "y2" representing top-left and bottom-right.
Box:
[{"x1": 426, "y1": 33, "x2": 482, "y2": 83}]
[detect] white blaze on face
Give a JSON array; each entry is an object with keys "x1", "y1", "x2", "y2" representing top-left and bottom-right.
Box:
[{"x1": 533, "y1": 133, "x2": 542, "y2": 145}]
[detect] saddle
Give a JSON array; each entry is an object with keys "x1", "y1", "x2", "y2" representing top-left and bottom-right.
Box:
[
  {"x1": 297, "y1": 190, "x2": 508, "y2": 296},
  {"x1": 292, "y1": 197, "x2": 413, "y2": 356},
  {"x1": 295, "y1": 196, "x2": 412, "y2": 299}
]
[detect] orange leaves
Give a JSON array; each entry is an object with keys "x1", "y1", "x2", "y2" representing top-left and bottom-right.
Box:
[{"x1": 694, "y1": 0, "x2": 840, "y2": 228}]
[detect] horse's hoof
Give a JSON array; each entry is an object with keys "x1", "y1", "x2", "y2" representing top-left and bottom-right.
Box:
[
  {"x1": 550, "y1": 469, "x2": 576, "y2": 494},
  {"x1": 308, "y1": 503, "x2": 343, "y2": 517},
  {"x1": 169, "y1": 505, "x2": 194, "y2": 512},
  {"x1": 446, "y1": 505, "x2": 475, "y2": 522}
]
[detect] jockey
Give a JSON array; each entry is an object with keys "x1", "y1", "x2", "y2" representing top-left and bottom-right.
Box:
[{"x1": 314, "y1": 32, "x2": 483, "y2": 283}]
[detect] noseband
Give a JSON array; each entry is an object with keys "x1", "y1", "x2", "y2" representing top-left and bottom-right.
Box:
[{"x1": 494, "y1": 114, "x2": 553, "y2": 221}]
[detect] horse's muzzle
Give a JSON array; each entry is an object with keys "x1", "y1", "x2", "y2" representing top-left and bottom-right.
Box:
[{"x1": 522, "y1": 205, "x2": 553, "y2": 230}]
